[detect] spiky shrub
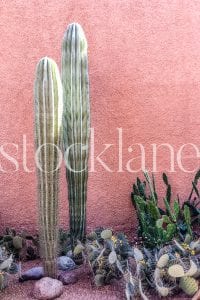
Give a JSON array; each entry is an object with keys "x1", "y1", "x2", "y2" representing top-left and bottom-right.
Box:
[
  {"x1": 128, "y1": 238, "x2": 200, "y2": 299},
  {"x1": 73, "y1": 228, "x2": 132, "y2": 286},
  {"x1": 131, "y1": 171, "x2": 196, "y2": 248},
  {"x1": 72, "y1": 231, "x2": 200, "y2": 299},
  {"x1": 62, "y1": 23, "x2": 90, "y2": 247},
  {"x1": 34, "y1": 57, "x2": 63, "y2": 278}
]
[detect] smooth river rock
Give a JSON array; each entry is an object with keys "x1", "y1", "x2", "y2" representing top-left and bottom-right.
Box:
[
  {"x1": 33, "y1": 277, "x2": 63, "y2": 300},
  {"x1": 57, "y1": 256, "x2": 76, "y2": 271},
  {"x1": 20, "y1": 256, "x2": 76, "y2": 282},
  {"x1": 19, "y1": 267, "x2": 44, "y2": 282}
]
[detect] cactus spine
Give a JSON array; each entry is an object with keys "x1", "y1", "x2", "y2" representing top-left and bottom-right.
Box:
[
  {"x1": 34, "y1": 57, "x2": 63, "y2": 278},
  {"x1": 62, "y1": 23, "x2": 90, "y2": 247}
]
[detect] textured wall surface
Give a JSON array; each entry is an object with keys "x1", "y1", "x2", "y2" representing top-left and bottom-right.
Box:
[{"x1": 0, "y1": 0, "x2": 200, "y2": 233}]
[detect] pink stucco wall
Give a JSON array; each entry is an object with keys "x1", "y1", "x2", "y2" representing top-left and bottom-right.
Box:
[{"x1": 0, "y1": 0, "x2": 200, "y2": 233}]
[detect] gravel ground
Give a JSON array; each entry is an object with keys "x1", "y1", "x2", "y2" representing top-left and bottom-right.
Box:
[
  {"x1": 0, "y1": 260, "x2": 193, "y2": 300},
  {"x1": 0, "y1": 260, "x2": 124, "y2": 300}
]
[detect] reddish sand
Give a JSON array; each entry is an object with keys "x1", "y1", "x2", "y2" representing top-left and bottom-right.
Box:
[
  {"x1": 1, "y1": 260, "x2": 123, "y2": 300},
  {"x1": 0, "y1": 260, "x2": 192, "y2": 300}
]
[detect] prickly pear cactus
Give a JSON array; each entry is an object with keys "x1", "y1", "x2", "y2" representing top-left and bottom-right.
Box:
[
  {"x1": 101, "y1": 229, "x2": 112, "y2": 240},
  {"x1": 94, "y1": 274, "x2": 105, "y2": 287},
  {"x1": 0, "y1": 272, "x2": 7, "y2": 290},
  {"x1": 0, "y1": 246, "x2": 18, "y2": 292},
  {"x1": 34, "y1": 57, "x2": 63, "y2": 278},
  {"x1": 168, "y1": 264, "x2": 185, "y2": 278},
  {"x1": 12, "y1": 236, "x2": 23, "y2": 250},
  {"x1": 73, "y1": 228, "x2": 131, "y2": 286},
  {"x1": 156, "y1": 285, "x2": 170, "y2": 297},
  {"x1": 156, "y1": 254, "x2": 169, "y2": 268},
  {"x1": 179, "y1": 276, "x2": 198, "y2": 296}
]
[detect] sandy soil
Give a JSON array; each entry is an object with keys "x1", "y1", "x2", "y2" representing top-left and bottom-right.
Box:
[
  {"x1": 0, "y1": 260, "x2": 124, "y2": 300},
  {"x1": 0, "y1": 260, "x2": 192, "y2": 300}
]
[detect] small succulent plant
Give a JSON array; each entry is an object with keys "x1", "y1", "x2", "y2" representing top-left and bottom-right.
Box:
[
  {"x1": 0, "y1": 246, "x2": 18, "y2": 291},
  {"x1": 71, "y1": 225, "x2": 200, "y2": 299},
  {"x1": 0, "y1": 228, "x2": 39, "y2": 260},
  {"x1": 73, "y1": 228, "x2": 132, "y2": 286},
  {"x1": 167, "y1": 260, "x2": 199, "y2": 296},
  {"x1": 131, "y1": 171, "x2": 197, "y2": 248},
  {"x1": 126, "y1": 237, "x2": 200, "y2": 299}
]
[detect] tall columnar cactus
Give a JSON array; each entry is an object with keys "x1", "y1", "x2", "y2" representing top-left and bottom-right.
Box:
[
  {"x1": 61, "y1": 23, "x2": 90, "y2": 247},
  {"x1": 34, "y1": 57, "x2": 63, "y2": 278}
]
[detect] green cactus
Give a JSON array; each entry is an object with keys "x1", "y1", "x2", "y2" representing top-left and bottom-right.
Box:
[
  {"x1": 173, "y1": 200, "x2": 180, "y2": 219},
  {"x1": 0, "y1": 229, "x2": 39, "y2": 260},
  {"x1": 163, "y1": 173, "x2": 171, "y2": 204},
  {"x1": 86, "y1": 231, "x2": 97, "y2": 240},
  {"x1": 101, "y1": 229, "x2": 112, "y2": 240},
  {"x1": 143, "y1": 171, "x2": 157, "y2": 203},
  {"x1": 168, "y1": 264, "x2": 185, "y2": 278},
  {"x1": 165, "y1": 223, "x2": 176, "y2": 239},
  {"x1": 0, "y1": 272, "x2": 7, "y2": 290},
  {"x1": 62, "y1": 23, "x2": 90, "y2": 248},
  {"x1": 184, "y1": 205, "x2": 192, "y2": 236},
  {"x1": 179, "y1": 276, "x2": 198, "y2": 296},
  {"x1": 131, "y1": 172, "x2": 200, "y2": 247},
  {"x1": 73, "y1": 244, "x2": 85, "y2": 256},
  {"x1": 156, "y1": 254, "x2": 169, "y2": 268},
  {"x1": 12, "y1": 236, "x2": 23, "y2": 250},
  {"x1": 0, "y1": 246, "x2": 18, "y2": 292},
  {"x1": 58, "y1": 229, "x2": 71, "y2": 256},
  {"x1": 156, "y1": 286, "x2": 170, "y2": 297},
  {"x1": 133, "y1": 194, "x2": 178, "y2": 248},
  {"x1": 164, "y1": 198, "x2": 176, "y2": 222},
  {"x1": 94, "y1": 274, "x2": 105, "y2": 286},
  {"x1": 147, "y1": 201, "x2": 161, "y2": 220},
  {"x1": 34, "y1": 57, "x2": 63, "y2": 278},
  {"x1": 79, "y1": 228, "x2": 131, "y2": 287},
  {"x1": 2, "y1": 235, "x2": 13, "y2": 242}
]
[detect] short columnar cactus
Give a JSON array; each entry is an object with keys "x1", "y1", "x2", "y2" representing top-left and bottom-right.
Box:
[
  {"x1": 34, "y1": 57, "x2": 63, "y2": 278},
  {"x1": 62, "y1": 23, "x2": 90, "y2": 247}
]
